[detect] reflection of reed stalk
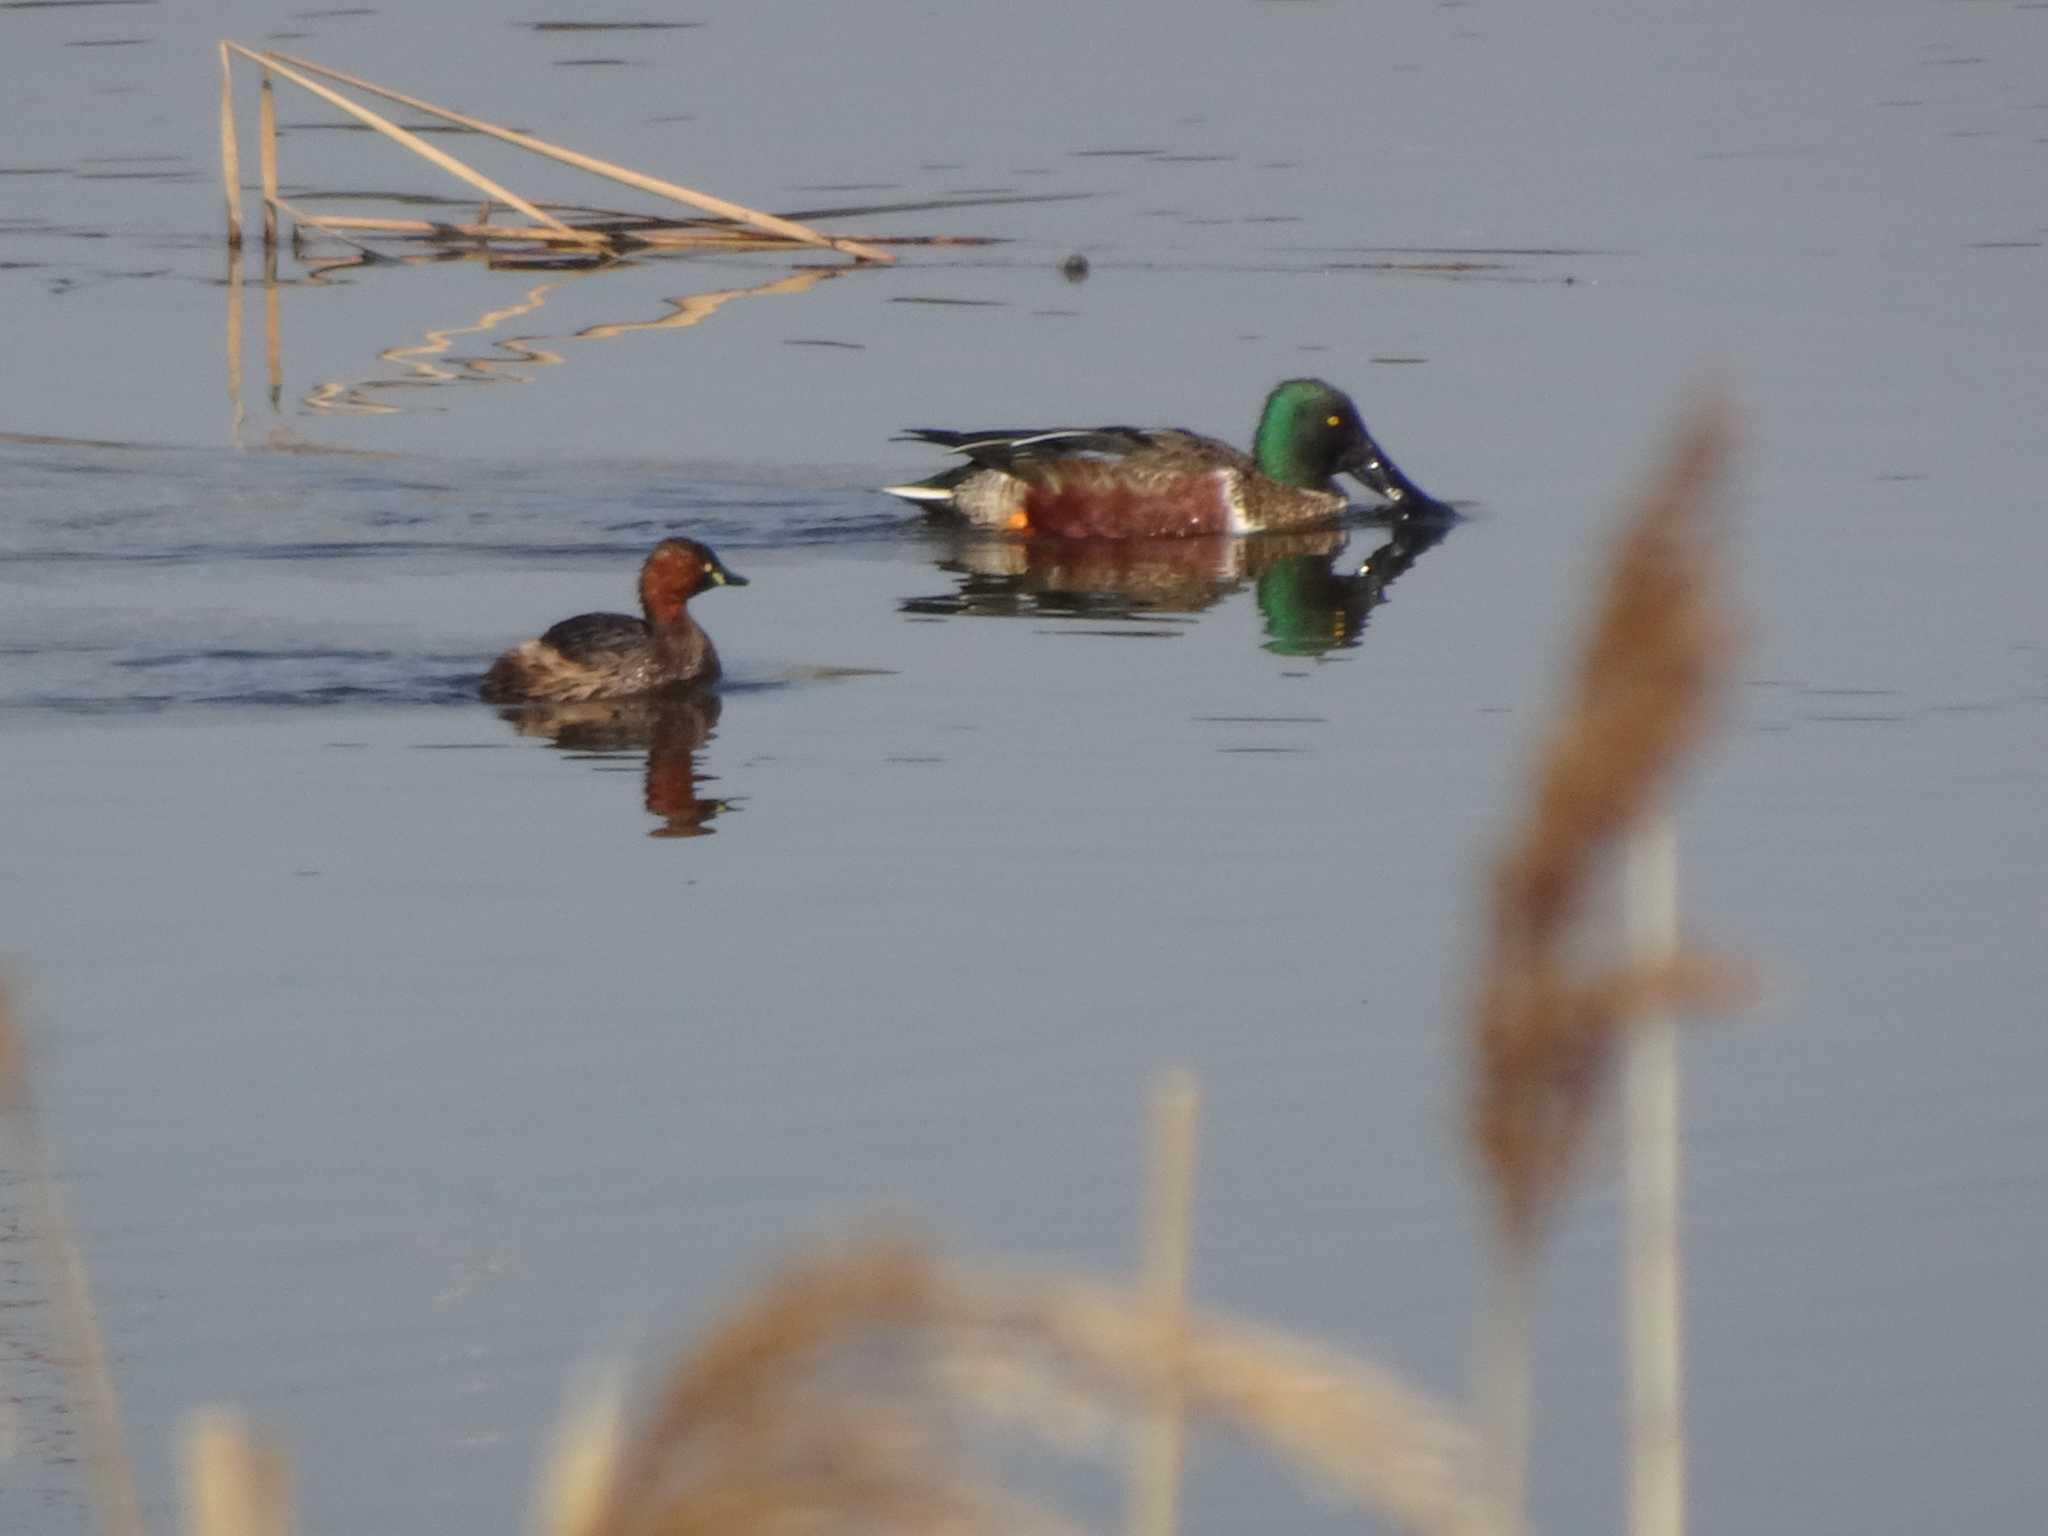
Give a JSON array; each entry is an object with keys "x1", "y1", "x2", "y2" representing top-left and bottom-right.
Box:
[
  {"x1": 225, "y1": 248, "x2": 244, "y2": 436},
  {"x1": 0, "y1": 992, "x2": 145, "y2": 1536},
  {"x1": 1467, "y1": 399, "x2": 1743, "y2": 1536}
]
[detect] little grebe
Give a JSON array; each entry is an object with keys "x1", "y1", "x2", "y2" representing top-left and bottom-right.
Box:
[{"x1": 480, "y1": 538, "x2": 747, "y2": 703}]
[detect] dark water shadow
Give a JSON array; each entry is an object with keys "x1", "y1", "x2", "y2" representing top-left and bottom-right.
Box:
[
  {"x1": 6, "y1": 650, "x2": 486, "y2": 715},
  {"x1": 523, "y1": 19, "x2": 702, "y2": 31},
  {"x1": 900, "y1": 506, "x2": 1459, "y2": 657},
  {"x1": 494, "y1": 690, "x2": 728, "y2": 838}
]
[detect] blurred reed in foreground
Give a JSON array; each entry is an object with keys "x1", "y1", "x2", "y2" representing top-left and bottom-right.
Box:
[
  {"x1": 537, "y1": 1239, "x2": 1492, "y2": 1536},
  {"x1": 1466, "y1": 397, "x2": 1746, "y2": 1534},
  {"x1": 0, "y1": 989, "x2": 145, "y2": 1536},
  {"x1": 1468, "y1": 397, "x2": 1743, "y2": 1248}
]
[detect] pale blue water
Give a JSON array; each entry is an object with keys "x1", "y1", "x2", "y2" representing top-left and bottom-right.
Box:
[{"x1": 3, "y1": 2, "x2": 2045, "y2": 1534}]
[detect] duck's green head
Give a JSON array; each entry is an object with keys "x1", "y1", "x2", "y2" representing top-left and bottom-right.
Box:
[{"x1": 1250, "y1": 379, "x2": 1433, "y2": 507}]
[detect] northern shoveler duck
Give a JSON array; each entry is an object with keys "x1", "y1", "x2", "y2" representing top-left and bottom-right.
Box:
[
  {"x1": 882, "y1": 378, "x2": 1440, "y2": 538},
  {"x1": 479, "y1": 538, "x2": 747, "y2": 703}
]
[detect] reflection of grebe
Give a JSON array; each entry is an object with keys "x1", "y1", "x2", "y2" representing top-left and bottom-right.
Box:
[
  {"x1": 480, "y1": 539, "x2": 746, "y2": 703},
  {"x1": 883, "y1": 379, "x2": 1439, "y2": 537},
  {"x1": 496, "y1": 692, "x2": 727, "y2": 839}
]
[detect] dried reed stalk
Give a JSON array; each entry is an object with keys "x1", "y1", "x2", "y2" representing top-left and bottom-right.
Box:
[
  {"x1": 223, "y1": 45, "x2": 596, "y2": 243},
  {"x1": 258, "y1": 71, "x2": 279, "y2": 248},
  {"x1": 571, "y1": 1240, "x2": 1494, "y2": 1536},
  {"x1": 1624, "y1": 813, "x2": 1685, "y2": 1536},
  {"x1": 252, "y1": 48, "x2": 893, "y2": 264},
  {"x1": 266, "y1": 195, "x2": 392, "y2": 258},
  {"x1": 295, "y1": 214, "x2": 913, "y2": 257},
  {"x1": 0, "y1": 987, "x2": 146, "y2": 1536},
  {"x1": 1474, "y1": 1258, "x2": 1530, "y2": 1536},
  {"x1": 218, "y1": 41, "x2": 242, "y2": 246},
  {"x1": 538, "y1": 1374, "x2": 626, "y2": 1536},
  {"x1": 574, "y1": 1243, "x2": 966, "y2": 1536},
  {"x1": 1464, "y1": 398, "x2": 1744, "y2": 1531},
  {"x1": 186, "y1": 1411, "x2": 295, "y2": 1536},
  {"x1": 1128, "y1": 1070, "x2": 1198, "y2": 1536},
  {"x1": 972, "y1": 1273, "x2": 1492, "y2": 1536},
  {"x1": 291, "y1": 214, "x2": 839, "y2": 259},
  {"x1": 297, "y1": 213, "x2": 608, "y2": 246}
]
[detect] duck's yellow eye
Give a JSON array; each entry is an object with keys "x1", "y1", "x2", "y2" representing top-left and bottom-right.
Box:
[{"x1": 1326, "y1": 414, "x2": 1342, "y2": 427}]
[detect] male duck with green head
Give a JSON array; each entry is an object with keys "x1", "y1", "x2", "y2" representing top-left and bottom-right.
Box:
[{"x1": 883, "y1": 379, "x2": 1443, "y2": 538}]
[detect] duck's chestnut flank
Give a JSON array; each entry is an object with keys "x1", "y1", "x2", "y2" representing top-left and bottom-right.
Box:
[{"x1": 480, "y1": 538, "x2": 747, "y2": 704}]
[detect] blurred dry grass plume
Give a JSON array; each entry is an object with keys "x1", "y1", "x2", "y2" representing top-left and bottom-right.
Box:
[
  {"x1": 545, "y1": 1241, "x2": 1495, "y2": 1536},
  {"x1": 0, "y1": 402, "x2": 1746, "y2": 1536},
  {"x1": 1468, "y1": 399, "x2": 1745, "y2": 1252}
]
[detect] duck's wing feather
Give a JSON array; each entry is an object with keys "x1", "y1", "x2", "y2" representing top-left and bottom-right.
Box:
[
  {"x1": 895, "y1": 425, "x2": 1197, "y2": 468},
  {"x1": 883, "y1": 425, "x2": 1254, "y2": 516},
  {"x1": 536, "y1": 611, "x2": 648, "y2": 659}
]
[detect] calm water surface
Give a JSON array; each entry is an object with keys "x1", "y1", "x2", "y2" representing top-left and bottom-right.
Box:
[{"x1": 3, "y1": 1, "x2": 2045, "y2": 1533}]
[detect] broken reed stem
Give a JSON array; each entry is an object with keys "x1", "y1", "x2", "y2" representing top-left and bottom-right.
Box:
[
  {"x1": 1129, "y1": 1070, "x2": 1199, "y2": 1536},
  {"x1": 253, "y1": 48, "x2": 893, "y2": 263},
  {"x1": 294, "y1": 212, "x2": 622, "y2": 246},
  {"x1": 292, "y1": 214, "x2": 911, "y2": 257},
  {"x1": 0, "y1": 991, "x2": 146, "y2": 1536},
  {"x1": 185, "y1": 1411, "x2": 295, "y2": 1536},
  {"x1": 1625, "y1": 813, "x2": 1686, "y2": 1536},
  {"x1": 217, "y1": 41, "x2": 242, "y2": 246},
  {"x1": 269, "y1": 195, "x2": 386, "y2": 257},
  {"x1": 222, "y1": 45, "x2": 597, "y2": 243},
  {"x1": 258, "y1": 70, "x2": 279, "y2": 248}
]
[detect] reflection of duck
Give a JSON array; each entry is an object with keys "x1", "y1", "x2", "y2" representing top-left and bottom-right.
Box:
[
  {"x1": 1255, "y1": 504, "x2": 1461, "y2": 656},
  {"x1": 480, "y1": 538, "x2": 746, "y2": 703},
  {"x1": 903, "y1": 507, "x2": 1459, "y2": 658},
  {"x1": 882, "y1": 379, "x2": 1438, "y2": 537},
  {"x1": 496, "y1": 692, "x2": 727, "y2": 838},
  {"x1": 904, "y1": 529, "x2": 1341, "y2": 619}
]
